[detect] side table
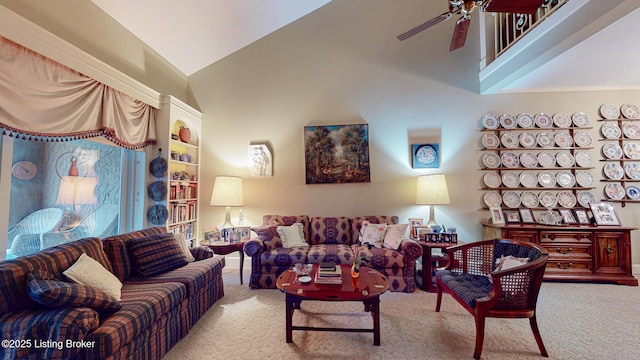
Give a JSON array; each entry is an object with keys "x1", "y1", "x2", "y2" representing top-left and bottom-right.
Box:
[
  {"x1": 416, "y1": 241, "x2": 452, "y2": 293},
  {"x1": 206, "y1": 241, "x2": 246, "y2": 284}
]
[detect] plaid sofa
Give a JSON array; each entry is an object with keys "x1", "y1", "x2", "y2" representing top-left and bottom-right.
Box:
[
  {"x1": 0, "y1": 227, "x2": 225, "y2": 360},
  {"x1": 244, "y1": 215, "x2": 422, "y2": 292}
]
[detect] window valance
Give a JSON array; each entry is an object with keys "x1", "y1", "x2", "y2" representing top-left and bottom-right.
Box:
[{"x1": 0, "y1": 36, "x2": 156, "y2": 149}]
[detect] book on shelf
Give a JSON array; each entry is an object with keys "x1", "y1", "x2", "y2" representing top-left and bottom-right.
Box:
[
  {"x1": 314, "y1": 270, "x2": 342, "y2": 284},
  {"x1": 317, "y1": 265, "x2": 342, "y2": 277}
]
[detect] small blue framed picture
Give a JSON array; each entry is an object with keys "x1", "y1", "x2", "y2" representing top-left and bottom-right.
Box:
[{"x1": 412, "y1": 143, "x2": 440, "y2": 168}]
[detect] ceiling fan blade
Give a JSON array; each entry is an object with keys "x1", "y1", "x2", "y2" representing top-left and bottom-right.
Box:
[
  {"x1": 449, "y1": 16, "x2": 471, "y2": 51},
  {"x1": 397, "y1": 12, "x2": 452, "y2": 41},
  {"x1": 484, "y1": 0, "x2": 545, "y2": 15}
]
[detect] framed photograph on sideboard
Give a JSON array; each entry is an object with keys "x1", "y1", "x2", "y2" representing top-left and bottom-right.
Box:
[
  {"x1": 489, "y1": 206, "x2": 505, "y2": 225},
  {"x1": 519, "y1": 208, "x2": 536, "y2": 224},
  {"x1": 590, "y1": 202, "x2": 621, "y2": 226},
  {"x1": 503, "y1": 210, "x2": 521, "y2": 224}
]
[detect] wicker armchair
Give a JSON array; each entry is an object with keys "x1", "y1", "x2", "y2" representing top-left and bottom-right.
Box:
[
  {"x1": 41, "y1": 204, "x2": 119, "y2": 249},
  {"x1": 435, "y1": 238, "x2": 549, "y2": 359},
  {"x1": 8, "y1": 208, "x2": 64, "y2": 257}
]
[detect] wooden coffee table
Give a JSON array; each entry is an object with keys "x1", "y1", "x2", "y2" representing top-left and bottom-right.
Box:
[{"x1": 276, "y1": 264, "x2": 389, "y2": 345}]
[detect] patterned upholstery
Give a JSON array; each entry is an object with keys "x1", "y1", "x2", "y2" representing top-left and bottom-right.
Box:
[
  {"x1": 103, "y1": 226, "x2": 167, "y2": 282},
  {"x1": 246, "y1": 215, "x2": 422, "y2": 292},
  {"x1": 128, "y1": 233, "x2": 189, "y2": 277}
]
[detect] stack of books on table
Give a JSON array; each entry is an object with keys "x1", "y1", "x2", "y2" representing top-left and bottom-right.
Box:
[{"x1": 314, "y1": 261, "x2": 342, "y2": 284}]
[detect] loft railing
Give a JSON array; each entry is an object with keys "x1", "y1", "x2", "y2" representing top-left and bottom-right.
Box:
[{"x1": 493, "y1": 0, "x2": 568, "y2": 58}]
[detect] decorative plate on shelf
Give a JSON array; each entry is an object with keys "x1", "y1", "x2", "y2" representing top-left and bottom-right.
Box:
[
  {"x1": 577, "y1": 191, "x2": 597, "y2": 208},
  {"x1": 500, "y1": 133, "x2": 519, "y2": 148},
  {"x1": 624, "y1": 163, "x2": 640, "y2": 179},
  {"x1": 482, "y1": 153, "x2": 501, "y2": 168},
  {"x1": 575, "y1": 171, "x2": 595, "y2": 187},
  {"x1": 500, "y1": 114, "x2": 517, "y2": 129},
  {"x1": 557, "y1": 191, "x2": 577, "y2": 208},
  {"x1": 552, "y1": 112, "x2": 572, "y2": 128},
  {"x1": 517, "y1": 113, "x2": 535, "y2": 128},
  {"x1": 483, "y1": 172, "x2": 502, "y2": 188},
  {"x1": 482, "y1": 114, "x2": 499, "y2": 129},
  {"x1": 520, "y1": 172, "x2": 538, "y2": 188},
  {"x1": 521, "y1": 191, "x2": 539, "y2": 208},
  {"x1": 599, "y1": 103, "x2": 620, "y2": 120},
  {"x1": 623, "y1": 142, "x2": 640, "y2": 159},
  {"x1": 602, "y1": 143, "x2": 623, "y2": 159},
  {"x1": 626, "y1": 185, "x2": 640, "y2": 200},
  {"x1": 502, "y1": 191, "x2": 521, "y2": 208},
  {"x1": 555, "y1": 152, "x2": 574, "y2": 168},
  {"x1": 621, "y1": 104, "x2": 640, "y2": 119},
  {"x1": 536, "y1": 132, "x2": 555, "y2": 148},
  {"x1": 601, "y1": 123, "x2": 622, "y2": 139},
  {"x1": 556, "y1": 171, "x2": 576, "y2": 188},
  {"x1": 603, "y1": 162, "x2": 624, "y2": 179},
  {"x1": 501, "y1": 152, "x2": 520, "y2": 168},
  {"x1": 622, "y1": 122, "x2": 640, "y2": 139},
  {"x1": 538, "y1": 191, "x2": 558, "y2": 208},
  {"x1": 518, "y1": 132, "x2": 537, "y2": 148},
  {"x1": 537, "y1": 152, "x2": 556, "y2": 168},
  {"x1": 481, "y1": 133, "x2": 500, "y2": 149},
  {"x1": 573, "y1": 131, "x2": 592, "y2": 147},
  {"x1": 502, "y1": 172, "x2": 520, "y2": 188},
  {"x1": 538, "y1": 171, "x2": 556, "y2": 188},
  {"x1": 520, "y1": 152, "x2": 538, "y2": 168},
  {"x1": 554, "y1": 131, "x2": 574, "y2": 147},
  {"x1": 484, "y1": 191, "x2": 502, "y2": 207},
  {"x1": 534, "y1": 113, "x2": 553, "y2": 128},
  {"x1": 605, "y1": 183, "x2": 625, "y2": 200},
  {"x1": 575, "y1": 151, "x2": 593, "y2": 167},
  {"x1": 571, "y1": 112, "x2": 590, "y2": 127}
]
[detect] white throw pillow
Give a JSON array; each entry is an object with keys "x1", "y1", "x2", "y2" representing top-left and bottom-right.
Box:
[
  {"x1": 63, "y1": 253, "x2": 123, "y2": 301},
  {"x1": 383, "y1": 224, "x2": 408, "y2": 250},
  {"x1": 361, "y1": 223, "x2": 387, "y2": 248},
  {"x1": 495, "y1": 255, "x2": 530, "y2": 272},
  {"x1": 174, "y1": 233, "x2": 196, "y2": 262},
  {"x1": 277, "y1": 223, "x2": 308, "y2": 248}
]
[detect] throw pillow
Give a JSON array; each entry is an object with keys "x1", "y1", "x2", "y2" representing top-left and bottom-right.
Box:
[
  {"x1": 360, "y1": 223, "x2": 387, "y2": 248},
  {"x1": 63, "y1": 253, "x2": 123, "y2": 301},
  {"x1": 495, "y1": 255, "x2": 530, "y2": 272},
  {"x1": 128, "y1": 233, "x2": 190, "y2": 277},
  {"x1": 27, "y1": 270, "x2": 121, "y2": 312},
  {"x1": 277, "y1": 223, "x2": 308, "y2": 248},
  {"x1": 383, "y1": 224, "x2": 408, "y2": 250},
  {"x1": 174, "y1": 232, "x2": 196, "y2": 262}
]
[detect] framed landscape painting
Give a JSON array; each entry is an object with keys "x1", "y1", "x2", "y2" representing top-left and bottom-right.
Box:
[{"x1": 304, "y1": 124, "x2": 370, "y2": 184}]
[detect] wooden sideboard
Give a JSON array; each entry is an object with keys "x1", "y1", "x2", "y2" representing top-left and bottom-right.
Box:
[{"x1": 482, "y1": 223, "x2": 638, "y2": 286}]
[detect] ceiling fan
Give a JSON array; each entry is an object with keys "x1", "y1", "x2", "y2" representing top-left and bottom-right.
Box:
[{"x1": 397, "y1": 0, "x2": 546, "y2": 51}]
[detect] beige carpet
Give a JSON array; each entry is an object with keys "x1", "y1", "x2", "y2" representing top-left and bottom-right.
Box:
[{"x1": 164, "y1": 258, "x2": 640, "y2": 360}]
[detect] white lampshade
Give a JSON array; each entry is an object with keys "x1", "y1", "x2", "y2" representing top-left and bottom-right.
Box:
[
  {"x1": 210, "y1": 176, "x2": 243, "y2": 228},
  {"x1": 416, "y1": 174, "x2": 450, "y2": 205}
]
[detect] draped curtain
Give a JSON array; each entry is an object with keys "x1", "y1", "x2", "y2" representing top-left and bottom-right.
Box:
[{"x1": 0, "y1": 36, "x2": 156, "y2": 149}]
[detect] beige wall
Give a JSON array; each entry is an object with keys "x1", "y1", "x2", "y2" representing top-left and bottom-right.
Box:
[{"x1": 2, "y1": 1, "x2": 640, "y2": 265}]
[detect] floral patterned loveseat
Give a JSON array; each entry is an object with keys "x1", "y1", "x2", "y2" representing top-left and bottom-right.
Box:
[{"x1": 243, "y1": 215, "x2": 422, "y2": 292}]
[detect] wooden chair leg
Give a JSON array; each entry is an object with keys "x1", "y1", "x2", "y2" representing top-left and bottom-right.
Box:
[
  {"x1": 435, "y1": 285, "x2": 443, "y2": 312},
  {"x1": 473, "y1": 315, "x2": 486, "y2": 360},
  {"x1": 529, "y1": 315, "x2": 549, "y2": 357}
]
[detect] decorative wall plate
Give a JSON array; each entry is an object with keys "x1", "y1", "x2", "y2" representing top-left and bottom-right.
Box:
[
  {"x1": 538, "y1": 171, "x2": 556, "y2": 188},
  {"x1": 624, "y1": 163, "x2": 640, "y2": 179},
  {"x1": 518, "y1": 132, "x2": 537, "y2": 148},
  {"x1": 602, "y1": 143, "x2": 623, "y2": 159},
  {"x1": 520, "y1": 191, "x2": 539, "y2": 208},
  {"x1": 483, "y1": 172, "x2": 502, "y2": 188},
  {"x1": 601, "y1": 123, "x2": 622, "y2": 139},
  {"x1": 554, "y1": 131, "x2": 573, "y2": 147},
  {"x1": 572, "y1": 112, "x2": 590, "y2": 127},
  {"x1": 573, "y1": 131, "x2": 592, "y2": 147},
  {"x1": 622, "y1": 123, "x2": 640, "y2": 139},
  {"x1": 482, "y1": 153, "x2": 501, "y2": 168},
  {"x1": 520, "y1": 152, "x2": 538, "y2": 168},
  {"x1": 536, "y1": 132, "x2": 555, "y2": 148},
  {"x1": 577, "y1": 191, "x2": 597, "y2": 208},
  {"x1": 520, "y1": 172, "x2": 538, "y2": 188},
  {"x1": 500, "y1": 152, "x2": 519, "y2": 168},
  {"x1": 557, "y1": 191, "x2": 577, "y2": 208},
  {"x1": 147, "y1": 205, "x2": 168, "y2": 225},
  {"x1": 500, "y1": 133, "x2": 519, "y2": 148},
  {"x1": 502, "y1": 172, "x2": 520, "y2": 188},
  {"x1": 534, "y1": 113, "x2": 553, "y2": 128},
  {"x1": 605, "y1": 183, "x2": 625, "y2": 200},
  {"x1": 149, "y1": 157, "x2": 168, "y2": 178},
  {"x1": 556, "y1": 171, "x2": 576, "y2": 188},
  {"x1": 538, "y1": 191, "x2": 558, "y2": 208},
  {"x1": 484, "y1": 191, "x2": 502, "y2": 207},
  {"x1": 623, "y1": 142, "x2": 640, "y2": 159},
  {"x1": 626, "y1": 185, "x2": 640, "y2": 200},
  {"x1": 621, "y1": 104, "x2": 640, "y2": 119},
  {"x1": 499, "y1": 114, "x2": 517, "y2": 129},
  {"x1": 555, "y1": 152, "x2": 574, "y2": 168},
  {"x1": 517, "y1": 113, "x2": 535, "y2": 128},
  {"x1": 481, "y1": 133, "x2": 500, "y2": 149},
  {"x1": 575, "y1": 152, "x2": 593, "y2": 167},
  {"x1": 604, "y1": 162, "x2": 624, "y2": 179},
  {"x1": 552, "y1": 112, "x2": 572, "y2": 128},
  {"x1": 502, "y1": 191, "x2": 521, "y2": 208},
  {"x1": 537, "y1": 152, "x2": 556, "y2": 168},
  {"x1": 599, "y1": 103, "x2": 620, "y2": 120},
  {"x1": 575, "y1": 171, "x2": 595, "y2": 187},
  {"x1": 482, "y1": 114, "x2": 499, "y2": 129},
  {"x1": 147, "y1": 181, "x2": 167, "y2": 201}
]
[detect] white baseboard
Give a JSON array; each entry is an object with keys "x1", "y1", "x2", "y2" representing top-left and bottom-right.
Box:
[{"x1": 633, "y1": 264, "x2": 640, "y2": 277}]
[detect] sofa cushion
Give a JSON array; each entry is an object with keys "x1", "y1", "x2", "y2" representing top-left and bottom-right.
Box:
[
  {"x1": 103, "y1": 226, "x2": 167, "y2": 282},
  {"x1": 252, "y1": 225, "x2": 283, "y2": 250},
  {"x1": 277, "y1": 223, "x2": 308, "y2": 248},
  {"x1": 259, "y1": 247, "x2": 308, "y2": 267},
  {"x1": 309, "y1": 217, "x2": 351, "y2": 245},
  {"x1": 129, "y1": 233, "x2": 189, "y2": 277},
  {"x1": 383, "y1": 224, "x2": 408, "y2": 250},
  {"x1": 262, "y1": 215, "x2": 310, "y2": 240},
  {"x1": 356, "y1": 245, "x2": 405, "y2": 268},
  {"x1": 436, "y1": 270, "x2": 492, "y2": 308},
  {"x1": 27, "y1": 270, "x2": 121, "y2": 312},
  {"x1": 174, "y1": 232, "x2": 196, "y2": 262},
  {"x1": 63, "y1": 253, "x2": 123, "y2": 301},
  {"x1": 306, "y1": 244, "x2": 353, "y2": 265}
]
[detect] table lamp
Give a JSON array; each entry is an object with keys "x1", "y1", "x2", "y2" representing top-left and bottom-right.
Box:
[
  {"x1": 416, "y1": 174, "x2": 450, "y2": 227},
  {"x1": 210, "y1": 176, "x2": 244, "y2": 228}
]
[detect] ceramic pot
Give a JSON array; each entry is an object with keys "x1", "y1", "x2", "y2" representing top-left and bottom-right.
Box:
[{"x1": 178, "y1": 126, "x2": 191, "y2": 143}]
